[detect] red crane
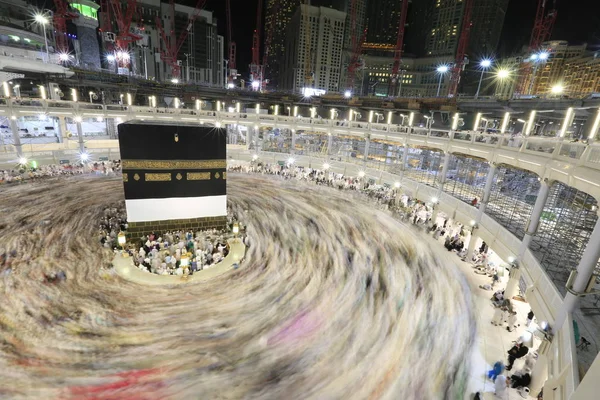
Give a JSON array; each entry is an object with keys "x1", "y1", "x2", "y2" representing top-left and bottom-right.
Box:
[
  {"x1": 515, "y1": 0, "x2": 558, "y2": 95},
  {"x1": 155, "y1": 0, "x2": 208, "y2": 80},
  {"x1": 250, "y1": 0, "x2": 263, "y2": 86},
  {"x1": 226, "y1": 0, "x2": 236, "y2": 83},
  {"x1": 530, "y1": 0, "x2": 558, "y2": 50},
  {"x1": 345, "y1": 0, "x2": 367, "y2": 91},
  {"x1": 109, "y1": 0, "x2": 141, "y2": 51},
  {"x1": 448, "y1": 0, "x2": 474, "y2": 97},
  {"x1": 52, "y1": 0, "x2": 78, "y2": 54},
  {"x1": 388, "y1": 0, "x2": 409, "y2": 97}
]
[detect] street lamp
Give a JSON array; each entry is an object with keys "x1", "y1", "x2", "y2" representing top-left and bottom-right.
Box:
[
  {"x1": 436, "y1": 65, "x2": 449, "y2": 97},
  {"x1": 551, "y1": 84, "x2": 564, "y2": 95},
  {"x1": 344, "y1": 90, "x2": 352, "y2": 98},
  {"x1": 34, "y1": 14, "x2": 50, "y2": 62},
  {"x1": 497, "y1": 69, "x2": 510, "y2": 80},
  {"x1": 475, "y1": 59, "x2": 492, "y2": 99}
]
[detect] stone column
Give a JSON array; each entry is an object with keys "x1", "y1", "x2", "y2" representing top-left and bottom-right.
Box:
[
  {"x1": 555, "y1": 214, "x2": 600, "y2": 330},
  {"x1": 327, "y1": 133, "x2": 333, "y2": 156},
  {"x1": 291, "y1": 129, "x2": 296, "y2": 154},
  {"x1": 505, "y1": 179, "x2": 551, "y2": 299},
  {"x1": 399, "y1": 142, "x2": 409, "y2": 181},
  {"x1": 363, "y1": 135, "x2": 370, "y2": 164},
  {"x1": 58, "y1": 116, "x2": 68, "y2": 143},
  {"x1": 76, "y1": 120, "x2": 85, "y2": 153},
  {"x1": 9, "y1": 116, "x2": 22, "y2": 158},
  {"x1": 434, "y1": 151, "x2": 452, "y2": 199},
  {"x1": 466, "y1": 162, "x2": 497, "y2": 260}
]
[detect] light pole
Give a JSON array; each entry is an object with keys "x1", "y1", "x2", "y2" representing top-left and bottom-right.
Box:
[
  {"x1": 35, "y1": 14, "x2": 50, "y2": 63},
  {"x1": 475, "y1": 59, "x2": 492, "y2": 99},
  {"x1": 436, "y1": 65, "x2": 449, "y2": 97}
]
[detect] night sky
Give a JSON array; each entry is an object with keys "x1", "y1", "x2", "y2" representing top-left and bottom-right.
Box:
[{"x1": 34, "y1": 0, "x2": 600, "y2": 75}]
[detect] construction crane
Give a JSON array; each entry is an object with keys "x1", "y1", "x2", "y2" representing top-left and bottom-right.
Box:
[
  {"x1": 156, "y1": 0, "x2": 208, "y2": 80},
  {"x1": 52, "y1": 0, "x2": 78, "y2": 54},
  {"x1": 515, "y1": 0, "x2": 558, "y2": 95},
  {"x1": 109, "y1": 0, "x2": 141, "y2": 51},
  {"x1": 388, "y1": 0, "x2": 409, "y2": 97},
  {"x1": 249, "y1": 0, "x2": 263, "y2": 88},
  {"x1": 226, "y1": 0, "x2": 236, "y2": 84},
  {"x1": 345, "y1": 0, "x2": 367, "y2": 92},
  {"x1": 530, "y1": 0, "x2": 558, "y2": 50},
  {"x1": 448, "y1": 0, "x2": 474, "y2": 97}
]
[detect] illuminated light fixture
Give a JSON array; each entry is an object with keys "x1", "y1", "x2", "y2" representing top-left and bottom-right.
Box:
[
  {"x1": 71, "y1": 88, "x2": 78, "y2": 102},
  {"x1": 451, "y1": 113, "x2": 460, "y2": 130},
  {"x1": 559, "y1": 107, "x2": 574, "y2": 138},
  {"x1": 39, "y1": 85, "x2": 46, "y2": 100},
  {"x1": 256, "y1": 103, "x2": 260, "y2": 114},
  {"x1": 216, "y1": 101, "x2": 221, "y2": 112},
  {"x1": 196, "y1": 99, "x2": 201, "y2": 111},
  {"x1": 254, "y1": 125, "x2": 258, "y2": 130},
  {"x1": 368, "y1": 110, "x2": 374, "y2": 123},
  {"x1": 58, "y1": 53, "x2": 70, "y2": 61},
  {"x1": 310, "y1": 107, "x2": 316, "y2": 118},
  {"x1": 387, "y1": 111, "x2": 393, "y2": 124},
  {"x1": 10, "y1": 115, "x2": 16, "y2": 120},
  {"x1": 529, "y1": 54, "x2": 539, "y2": 61},
  {"x1": 431, "y1": 196, "x2": 438, "y2": 203},
  {"x1": 437, "y1": 65, "x2": 449, "y2": 73},
  {"x1": 232, "y1": 223, "x2": 240, "y2": 235},
  {"x1": 293, "y1": 106, "x2": 298, "y2": 117},
  {"x1": 34, "y1": 14, "x2": 48, "y2": 24},
  {"x1": 358, "y1": 171, "x2": 366, "y2": 178},
  {"x1": 174, "y1": 98, "x2": 181, "y2": 109},
  {"x1": 18, "y1": 157, "x2": 28, "y2": 165},
  {"x1": 2, "y1": 82, "x2": 9, "y2": 97},
  {"x1": 507, "y1": 256, "x2": 516, "y2": 263},
  {"x1": 470, "y1": 220, "x2": 476, "y2": 226},
  {"x1": 525, "y1": 110, "x2": 536, "y2": 135},
  {"x1": 349, "y1": 109, "x2": 354, "y2": 120},
  {"x1": 251, "y1": 80, "x2": 260, "y2": 89},
  {"x1": 497, "y1": 69, "x2": 510, "y2": 79},
  {"x1": 473, "y1": 112, "x2": 482, "y2": 131},
  {"x1": 116, "y1": 117, "x2": 122, "y2": 123},
  {"x1": 394, "y1": 181, "x2": 401, "y2": 188},
  {"x1": 408, "y1": 112, "x2": 414, "y2": 127},
  {"x1": 287, "y1": 157, "x2": 295, "y2": 165},
  {"x1": 171, "y1": 78, "x2": 179, "y2": 84},
  {"x1": 500, "y1": 112, "x2": 510, "y2": 134},
  {"x1": 80, "y1": 152, "x2": 90, "y2": 162},
  {"x1": 344, "y1": 90, "x2": 352, "y2": 98},
  {"x1": 274, "y1": 105, "x2": 279, "y2": 115},
  {"x1": 126, "y1": 93, "x2": 132, "y2": 106},
  {"x1": 74, "y1": 115, "x2": 83, "y2": 123},
  {"x1": 180, "y1": 252, "x2": 190, "y2": 268},
  {"x1": 106, "y1": 54, "x2": 115, "y2": 61},
  {"x1": 96, "y1": 116, "x2": 103, "y2": 122},
  {"x1": 539, "y1": 52, "x2": 549, "y2": 60},
  {"x1": 227, "y1": 82, "x2": 234, "y2": 89},
  {"x1": 323, "y1": 163, "x2": 330, "y2": 170},
  {"x1": 252, "y1": 154, "x2": 259, "y2": 160},
  {"x1": 551, "y1": 84, "x2": 564, "y2": 94},
  {"x1": 215, "y1": 122, "x2": 222, "y2": 128},
  {"x1": 39, "y1": 113, "x2": 47, "y2": 121},
  {"x1": 588, "y1": 108, "x2": 600, "y2": 140},
  {"x1": 480, "y1": 59, "x2": 492, "y2": 68},
  {"x1": 330, "y1": 108, "x2": 336, "y2": 120}
]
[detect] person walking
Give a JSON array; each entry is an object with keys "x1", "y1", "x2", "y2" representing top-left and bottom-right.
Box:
[{"x1": 526, "y1": 309, "x2": 534, "y2": 327}]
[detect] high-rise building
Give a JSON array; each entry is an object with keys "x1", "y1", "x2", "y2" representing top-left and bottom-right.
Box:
[
  {"x1": 425, "y1": 0, "x2": 464, "y2": 57},
  {"x1": 70, "y1": 0, "x2": 102, "y2": 70},
  {"x1": 264, "y1": 0, "x2": 301, "y2": 88},
  {"x1": 468, "y1": 0, "x2": 509, "y2": 57},
  {"x1": 281, "y1": 5, "x2": 346, "y2": 93},
  {"x1": 332, "y1": 0, "x2": 367, "y2": 92},
  {"x1": 99, "y1": 1, "x2": 224, "y2": 86},
  {"x1": 365, "y1": 0, "x2": 403, "y2": 46},
  {"x1": 529, "y1": 41, "x2": 587, "y2": 95}
]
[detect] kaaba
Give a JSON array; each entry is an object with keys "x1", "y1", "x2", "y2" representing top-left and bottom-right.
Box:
[{"x1": 118, "y1": 121, "x2": 227, "y2": 237}]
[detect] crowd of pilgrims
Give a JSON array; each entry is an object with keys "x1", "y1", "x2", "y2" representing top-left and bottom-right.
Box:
[
  {"x1": 0, "y1": 160, "x2": 121, "y2": 184},
  {"x1": 99, "y1": 208, "x2": 247, "y2": 276}
]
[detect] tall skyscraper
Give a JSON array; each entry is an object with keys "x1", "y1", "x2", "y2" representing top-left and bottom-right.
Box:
[
  {"x1": 425, "y1": 0, "x2": 465, "y2": 57},
  {"x1": 365, "y1": 0, "x2": 403, "y2": 46},
  {"x1": 332, "y1": 0, "x2": 367, "y2": 92},
  {"x1": 281, "y1": 5, "x2": 346, "y2": 93},
  {"x1": 468, "y1": 0, "x2": 509, "y2": 57},
  {"x1": 264, "y1": 0, "x2": 302, "y2": 88}
]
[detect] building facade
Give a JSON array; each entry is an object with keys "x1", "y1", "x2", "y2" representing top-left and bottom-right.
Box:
[
  {"x1": 281, "y1": 5, "x2": 346, "y2": 93},
  {"x1": 365, "y1": 0, "x2": 403, "y2": 46},
  {"x1": 264, "y1": 0, "x2": 301, "y2": 89},
  {"x1": 98, "y1": 0, "x2": 224, "y2": 86}
]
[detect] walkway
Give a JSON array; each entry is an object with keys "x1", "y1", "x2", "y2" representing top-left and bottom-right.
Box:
[
  {"x1": 113, "y1": 238, "x2": 246, "y2": 285},
  {"x1": 423, "y1": 231, "x2": 537, "y2": 399}
]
